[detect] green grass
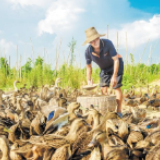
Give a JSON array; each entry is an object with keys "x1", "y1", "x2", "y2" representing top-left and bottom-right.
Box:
[{"x1": 0, "y1": 55, "x2": 160, "y2": 91}]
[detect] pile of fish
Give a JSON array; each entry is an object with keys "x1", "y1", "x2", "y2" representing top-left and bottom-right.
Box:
[{"x1": 1, "y1": 81, "x2": 160, "y2": 160}]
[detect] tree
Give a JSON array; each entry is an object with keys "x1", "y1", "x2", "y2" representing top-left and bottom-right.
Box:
[
  {"x1": 0, "y1": 57, "x2": 9, "y2": 75},
  {"x1": 21, "y1": 58, "x2": 32, "y2": 73},
  {"x1": 34, "y1": 56, "x2": 43, "y2": 68}
]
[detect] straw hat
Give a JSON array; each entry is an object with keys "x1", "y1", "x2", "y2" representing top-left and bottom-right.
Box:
[{"x1": 82, "y1": 27, "x2": 106, "y2": 45}]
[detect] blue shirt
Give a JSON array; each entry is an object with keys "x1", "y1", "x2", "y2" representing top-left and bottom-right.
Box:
[{"x1": 85, "y1": 38, "x2": 124, "y2": 75}]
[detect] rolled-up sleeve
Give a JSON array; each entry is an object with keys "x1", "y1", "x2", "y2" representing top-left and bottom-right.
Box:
[
  {"x1": 108, "y1": 40, "x2": 117, "y2": 57},
  {"x1": 85, "y1": 48, "x2": 92, "y2": 64}
]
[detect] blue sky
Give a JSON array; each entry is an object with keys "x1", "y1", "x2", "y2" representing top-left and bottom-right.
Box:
[
  {"x1": 129, "y1": 0, "x2": 160, "y2": 13},
  {"x1": 0, "y1": 0, "x2": 160, "y2": 69}
]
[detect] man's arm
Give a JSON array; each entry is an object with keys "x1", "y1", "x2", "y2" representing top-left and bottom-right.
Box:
[
  {"x1": 86, "y1": 63, "x2": 93, "y2": 85},
  {"x1": 85, "y1": 47, "x2": 92, "y2": 85},
  {"x1": 111, "y1": 55, "x2": 119, "y2": 87},
  {"x1": 107, "y1": 40, "x2": 120, "y2": 87},
  {"x1": 112, "y1": 54, "x2": 119, "y2": 77}
]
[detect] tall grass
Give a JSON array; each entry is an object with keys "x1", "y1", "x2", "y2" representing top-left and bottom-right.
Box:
[{"x1": 0, "y1": 54, "x2": 160, "y2": 91}]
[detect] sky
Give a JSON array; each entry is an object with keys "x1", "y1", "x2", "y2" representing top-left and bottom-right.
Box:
[{"x1": 0, "y1": 0, "x2": 160, "y2": 69}]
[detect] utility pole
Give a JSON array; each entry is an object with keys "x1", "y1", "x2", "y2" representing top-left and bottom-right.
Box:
[
  {"x1": 125, "y1": 32, "x2": 128, "y2": 72},
  {"x1": 20, "y1": 55, "x2": 22, "y2": 81},
  {"x1": 117, "y1": 32, "x2": 119, "y2": 53},
  {"x1": 17, "y1": 45, "x2": 19, "y2": 79},
  {"x1": 107, "y1": 25, "x2": 109, "y2": 39},
  {"x1": 43, "y1": 48, "x2": 45, "y2": 74}
]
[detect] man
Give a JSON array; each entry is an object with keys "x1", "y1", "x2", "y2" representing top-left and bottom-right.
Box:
[{"x1": 83, "y1": 27, "x2": 124, "y2": 118}]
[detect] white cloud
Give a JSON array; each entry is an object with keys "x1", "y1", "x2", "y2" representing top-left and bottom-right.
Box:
[
  {"x1": 38, "y1": 0, "x2": 85, "y2": 35},
  {"x1": 0, "y1": 39, "x2": 16, "y2": 55},
  {"x1": 108, "y1": 14, "x2": 160, "y2": 48},
  {"x1": 6, "y1": 0, "x2": 52, "y2": 7}
]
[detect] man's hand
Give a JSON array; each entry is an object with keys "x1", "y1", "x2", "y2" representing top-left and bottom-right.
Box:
[
  {"x1": 111, "y1": 76, "x2": 117, "y2": 88},
  {"x1": 87, "y1": 79, "x2": 93, "y2": 85}
]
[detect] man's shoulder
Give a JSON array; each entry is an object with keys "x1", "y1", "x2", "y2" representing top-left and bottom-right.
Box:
[{"x1": 101, "y1": 38, "x2": 112, "y2": 45}]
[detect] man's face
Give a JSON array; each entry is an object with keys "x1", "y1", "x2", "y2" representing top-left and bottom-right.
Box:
[{"x1": 89, "y1": 38, "x2": 100, "y2": 49}]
